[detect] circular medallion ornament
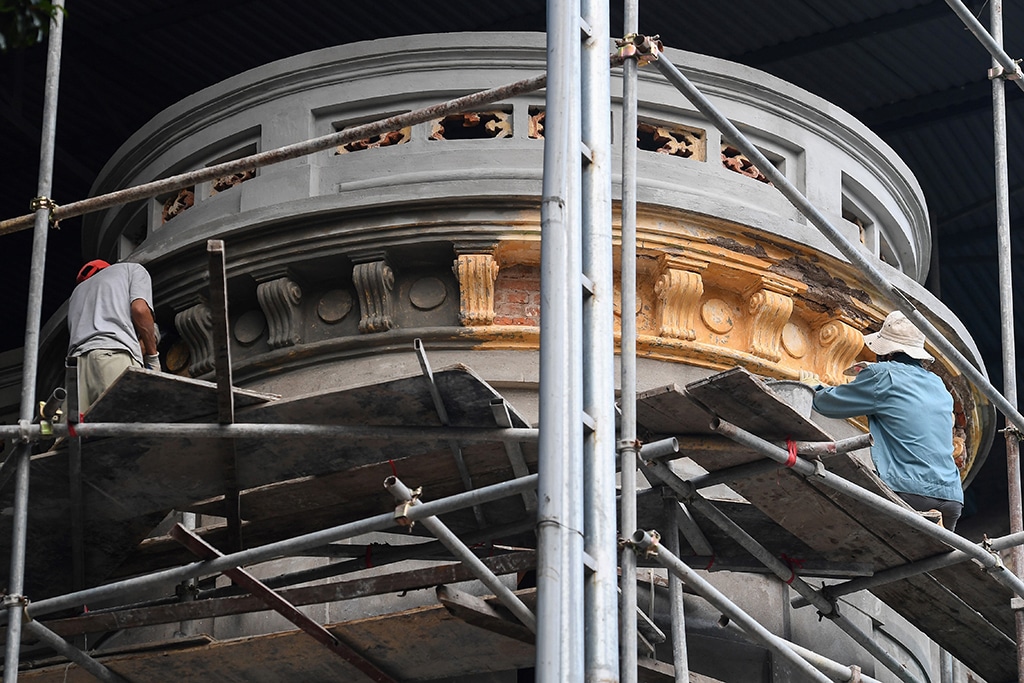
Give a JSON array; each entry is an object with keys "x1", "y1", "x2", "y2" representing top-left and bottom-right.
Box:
[
  {"x1": 701, "y1": 298, "x2": 734, "y2": 334},
  {"x1": 318, "y1": 289, "x2": 353, "y2": 323},
  {"x1": 410, "y1": 276, "x2": 447, "y2": 310},
  {"x1": 165, "y1": 340, "x2": 190, "y2": 375},
  {"x1": 234, "y1": 309, "x2": 266, "y2": 344},
  {"x1": 782, "y1": 322, "x2": 808, "y2": 358}
]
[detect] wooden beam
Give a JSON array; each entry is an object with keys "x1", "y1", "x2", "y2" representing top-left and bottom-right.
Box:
[
  {"x1": 170, "y1": 523, "x2": 399, "y2": 683},
  {"x1": 436, "y1": 584, "x2": 534, "y2": 644},
  {"x1": 33, "y1": 551, "x2": 536, "y2": 639}
]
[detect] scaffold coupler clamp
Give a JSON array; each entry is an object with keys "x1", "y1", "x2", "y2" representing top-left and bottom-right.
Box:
[
  {"x1": 2, "y1": 592, "x2": 31, "y2": 622},
  {"x1": 976, "y1": 535, "x2": 1005, "y2": 574},
  {"x1": 999, "y1": 423, "x2": 1024, "y2": 442},
  {"x1": 988, "y1": 59, "x2": 1023, "y2": 81},
  {"x1": 29, "y1": 195, "x2": 60, "y2": 229},
  {"x1": 625, "y1": 529, "x2": 661, "y2": 559},
  {"x1": 393, "y1": 486, "x2": 422, "y2": 529},
  {"x1": 18, "y1": 418, "x2": 33, "y2": 444},
  {"x1": 615, "y1": 33, "x2": 663, "y2": 66}
]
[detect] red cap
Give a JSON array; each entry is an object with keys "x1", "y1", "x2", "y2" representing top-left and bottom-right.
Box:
[{"x1": 76, "y1": 259, "x2": 110, "y2": 284}]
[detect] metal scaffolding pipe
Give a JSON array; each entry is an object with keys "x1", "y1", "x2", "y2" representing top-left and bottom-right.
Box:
[
  {"x1": 630, "y1": 530, "x2": 833, "y2": 683},
  {"x1": 0, "y1": 74, "x2": 548, "y2": 236},
  {"x1": 10, "y1": 473, "x2": 537, "y2": 624},
  {"x1": 943, "y1": 0, "x2": 1024, "y2": 89},
  {"x1": 639, "y1": 456, "x2": 921, "y2": 683},
  {"x1": 5, "y1": 3, "x2": 65, "y2": 680},
  {"x1": 791, "y1": 530, "x2": 1024, "y2": 608},
  {"x1": 757, "y1": 632, "x2": 882, "y2": 683},
  {"x1": 24, "y1": 421, "x2": 538, "y2": 443},
  {"x1": 384, "y1": 476, "x2": 537, "y2": 633},
  {"x1": 988, "y1": 1, "x2": 1024, "y2": 678},
  {"x1": 619, "y1": 6, "x2": 642, "y2": 682},
  {"x1": 23, "y1": 620, "x2": 130, "y2": 683},
  {"x1": 645, "y1": 46, "x2": 1024, "y2": 446},
  {"x1": 661, "y1": 497, "x2": 689, "y2": 683},
  {"x1": 581, "y1": 0, "x2": 620, "y2": 678},
  {"x1": 683, "y1": 493, "x2": 922, "y2": 683},
  {"x1": 711, "y1": 418, "x2": 1024, "y2": 599},
  {"x1": 537, "y1": 0, "x2": 585, "y2": 678}
]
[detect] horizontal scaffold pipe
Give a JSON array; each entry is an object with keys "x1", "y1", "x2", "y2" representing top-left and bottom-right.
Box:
[
  {"x1": 1, "y1": 473, "x2": 538, "y2": 624},
  {"x1": 0, "y1": 73, "x2": 548, "y2": 236},
  {"x1": 791, "y1": 529, "x2": 1024, "y2": 609},
  {"x1": 710, "y1": 417, "x2": 1024, "y2": 599},
  {"x1": 1, "y1": 421, "x2": 538, "y2": 444},
  {"x1": 645, "y1": 44, "x2": 1024, "y2": 448}
]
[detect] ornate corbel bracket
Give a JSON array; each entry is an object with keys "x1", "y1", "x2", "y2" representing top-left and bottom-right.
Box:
[
  {"x1": 745, "y1": 277, "x2": 798, "y2": 362},
  {"x1": 816, "y1": 315, "x2": 865, "y2": 385},
  {"x1": 174, "y1": 300, "x2": 214, "y2": 376},
  {"x1": 655, "y1": 255, "x2": 708, "y2": 341},
  {"x1": 352, "y1": 253, "x2": 395, "y2": 333},
  {"x1": 254, "y1": 272, "x2": 303, "y2": 349},
  {"x1": 453, "y1": 251, "x2": 500, "y2": 326}
]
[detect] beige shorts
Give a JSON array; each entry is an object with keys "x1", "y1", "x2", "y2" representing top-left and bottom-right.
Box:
[{"x1": 67, "y1": 349, "x2": 141, "y2": 415}]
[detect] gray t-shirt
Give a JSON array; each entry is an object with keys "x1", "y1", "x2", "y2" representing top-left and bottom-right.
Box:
[{"x1": 67, "y1": 262, "x2": 154, "y2": 365}]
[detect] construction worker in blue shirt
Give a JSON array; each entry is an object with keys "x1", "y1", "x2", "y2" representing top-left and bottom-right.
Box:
[{"x1": 809, "y1": 310, "x2": 963, "y2": 531}]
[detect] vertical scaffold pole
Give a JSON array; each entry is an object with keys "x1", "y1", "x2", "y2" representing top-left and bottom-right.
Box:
[
  {"x1": 581, "y1": 0, "x2": 619, "y2": 680},
  {"x1": 537, "y1": 0, "x2": 585, "y2": 680},
  {"x1": 989, "y1": 2, "x2": 1024, "y2": 679},
  {"x1": 3, "y1": 3, "x2": 65, "y2": 681},
  {"x1": 618, "y1": 2, "x2": 641, "y2": 682}
]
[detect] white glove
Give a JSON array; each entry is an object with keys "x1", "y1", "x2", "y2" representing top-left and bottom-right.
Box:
[{"x1": 144, "y1": 354, "x2": 163, "y2": 372}]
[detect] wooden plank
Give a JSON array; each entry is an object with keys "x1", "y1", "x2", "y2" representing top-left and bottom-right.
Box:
[
  {"x1": 872, "y1": 573, "x2": 1017, "y2": 683},
  {"x1": 684, "y1": 367, "x2": 830, "y2": 441},
  {"x1": 437, "y1": 584, "x2": 534, "y2": 644},
  {"x1": 0, "y1": 365, "x2": 535, "y2": 600},
  {"x1": 35, "y1": 552, "x2": 536, "y2": 639},
  {"x1": 84, "y1": 367, "x2": 276, "y2": 423},
  {"x1": 641, "y1": 369, "x2": 1017, "y2": 681},
  {"x1": 17, "y1": 597, "x2": 538, "y2": 682}
]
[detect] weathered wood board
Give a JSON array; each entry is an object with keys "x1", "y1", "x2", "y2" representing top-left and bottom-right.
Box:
[
  {"x1": 635, "y1": 367, "x2": 1016, "y2": 683},
  {"x1": 17, "y1": 594, "x2": 538, "y2": 682},
  {"x1": 0, "y1": 364, "x2": 536, "y2": 600}
]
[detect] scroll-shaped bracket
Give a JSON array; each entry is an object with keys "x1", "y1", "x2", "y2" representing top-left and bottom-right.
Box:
[
  {"x1": 174, "y1": 301, "x2": 214, "y2": 376},
  {"x1": 256, "y1": 276, "x2": 303, "y2": 348},
  {"x1": 353, "y1": 257, "x2": 395, "y2": 333}
]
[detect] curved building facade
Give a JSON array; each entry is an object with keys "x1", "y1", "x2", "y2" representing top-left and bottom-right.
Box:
[
  {"x1": 53, "y1": 32, "x2": 990, "y2": 483},
  {"x1": 28, "y1": 32, "x2": 997, "y2": 681}
]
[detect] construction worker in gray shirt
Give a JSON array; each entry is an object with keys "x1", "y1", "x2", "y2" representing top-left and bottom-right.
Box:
[{"x1": 66, "y1": 259, "x2": 161, "y2": 414}]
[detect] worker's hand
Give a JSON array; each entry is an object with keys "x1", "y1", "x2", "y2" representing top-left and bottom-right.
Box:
[
  {"x1": 144, "y1": 353, "x2": 163, "y2": 373},
  {"x1": 843, "y1": 360, "x2": 871, "y2": 377},
  {"x1": 799, "y1": 370, "x2": 825, "y2": 388}
]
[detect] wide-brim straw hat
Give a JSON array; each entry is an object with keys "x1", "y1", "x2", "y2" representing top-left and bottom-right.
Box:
[{"x1": 863, "y1": 310, "x2": 933, "y2": 361}]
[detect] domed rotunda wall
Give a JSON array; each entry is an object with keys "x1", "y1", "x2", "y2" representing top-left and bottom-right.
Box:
[{"x1": 57, "y1": 32, "x2": 992, "y2": 483}]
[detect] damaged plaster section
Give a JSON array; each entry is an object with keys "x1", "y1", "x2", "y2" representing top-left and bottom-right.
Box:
[
  {"x1": 771, "y1": 255, "x2": 873, "y2": 322},
  {"x1": 706, "y1": 235, "x2": 768, "y2": 260}
]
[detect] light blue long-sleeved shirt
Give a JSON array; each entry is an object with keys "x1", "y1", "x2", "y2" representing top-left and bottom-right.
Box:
[{"x1": 811, "y1": 358, "x2": 962, "y2": 504}]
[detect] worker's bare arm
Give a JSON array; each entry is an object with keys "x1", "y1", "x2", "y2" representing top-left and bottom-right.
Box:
[{"x1": 130, "y1": 298, "x2": 158, "y2": 357}]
